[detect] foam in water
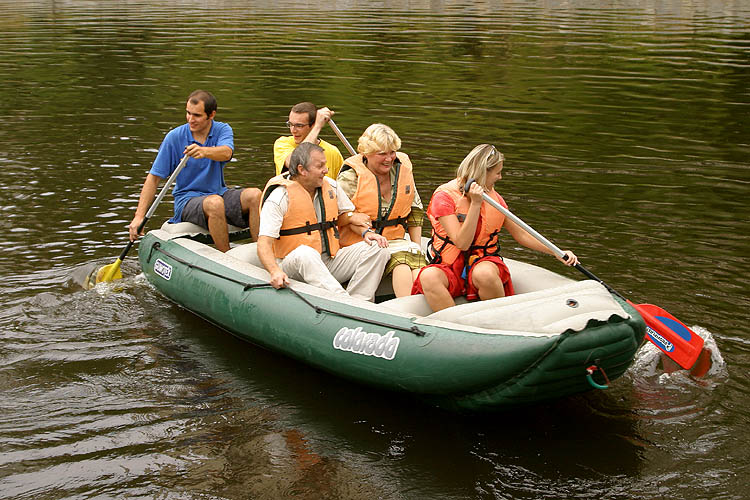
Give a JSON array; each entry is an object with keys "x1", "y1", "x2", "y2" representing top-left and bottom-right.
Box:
[{"x1": 631, "y1": 326, "x2": 727, "y2": 382}]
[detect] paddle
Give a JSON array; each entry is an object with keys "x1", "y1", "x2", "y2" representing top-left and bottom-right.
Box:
[
  {"x1": 328, "y1": 119, "x2": 357, "y2": 156},
  {"x1": 464, "y1": 178, "x2": 706, "y2": 371},
  {"x1": 93, "y1": 154, "x2": 190, "y2": 285}
]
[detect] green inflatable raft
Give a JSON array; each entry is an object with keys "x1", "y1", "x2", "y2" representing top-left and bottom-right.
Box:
[{"x1": 138, "y1": 224, "x2": 645, "y2": 412}]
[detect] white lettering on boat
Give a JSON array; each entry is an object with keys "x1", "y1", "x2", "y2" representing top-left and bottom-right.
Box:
[
  {"x1": 646, "y1": 326, "x2": 674, "y2": 352},
  {"x1": 153, "y1": 259, "x2": 172, "y2": 281},
  {"x1": 332, "y1": 327, "x2": 400, "y2": 360}
]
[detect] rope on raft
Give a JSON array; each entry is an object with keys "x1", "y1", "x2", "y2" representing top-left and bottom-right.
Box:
[
  {"x1": 585, "y1": 364, "x2": 610, "y2": 390},
  {"x1": 148, "y1": 242, "x2": 427, "y2": 337}
]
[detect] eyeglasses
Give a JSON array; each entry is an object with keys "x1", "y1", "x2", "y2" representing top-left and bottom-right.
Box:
[{"x1": 286, "y1": 120, "x2": 313, "y2": 129}]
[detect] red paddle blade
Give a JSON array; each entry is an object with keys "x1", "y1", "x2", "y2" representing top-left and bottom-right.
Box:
[{"x1": 632, "y1": 302, "x2": 704, "y2": 370}]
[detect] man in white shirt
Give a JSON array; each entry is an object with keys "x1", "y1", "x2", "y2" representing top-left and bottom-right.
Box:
[{"x1": 257, "y1": 142, "x2": 390, "y2": 301}]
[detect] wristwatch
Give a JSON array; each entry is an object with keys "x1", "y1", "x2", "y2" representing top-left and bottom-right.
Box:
[{"x1": 346, "y1": 211, "x2": 354, "y2": 218}]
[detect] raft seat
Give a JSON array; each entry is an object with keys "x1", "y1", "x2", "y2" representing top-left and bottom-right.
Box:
[
  {"x1": 159, "y1": 221, "x2": 251, "y2": 244},
  {"x1": 379, "y1": 294, "x2": 468, "y2": 317},
  {"x1": 427, "y1": 280, "x2": 628, "y2": 334},
  {"x1": 381, "y1": 280, "x2": 629, "y2": 334},
  {"x1": 226, "y1": 242, "x2": 262, "y2": 267}
]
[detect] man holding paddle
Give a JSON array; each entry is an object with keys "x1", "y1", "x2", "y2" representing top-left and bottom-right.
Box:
[
  {"x1": 128, "y1": 90, "x2": 261, "y2": 252},
  {"x1": 273, "y1": 102, "x2": 344, "y2": 179}
]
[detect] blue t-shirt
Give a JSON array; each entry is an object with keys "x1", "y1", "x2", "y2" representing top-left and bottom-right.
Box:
[{"x1": 149, "y1": 121, "x2": 234, "y2": 222}]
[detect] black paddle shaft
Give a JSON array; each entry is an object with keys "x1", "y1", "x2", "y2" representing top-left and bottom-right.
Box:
[{"x1": 116, "y1": 215, "x2": 149, "y2": 261}]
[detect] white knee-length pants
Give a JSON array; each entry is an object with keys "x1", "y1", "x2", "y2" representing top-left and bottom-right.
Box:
[{"x1": 279, "y1": 241, "x2": 389, "y2": 302}]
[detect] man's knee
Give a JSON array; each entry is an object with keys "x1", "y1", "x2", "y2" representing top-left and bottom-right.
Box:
[
  {"x1": 242, "y1": 188, "x2": 262, "y2": 212},
  {"x1": 376, "y1": 247, "x2": 390, "y2": 264},
  {"x1": 287, "y1": 244, "x2": 322, "y2": 262},
  {"x1": 202, "y1": 194, "x2": 225, "y2": 218},
  {"x1": 284, "y1": 245, "x2": 329, "y2": 280},
  {"x1": 359, "y1": 242, "x2": 389, "y2": 260}
]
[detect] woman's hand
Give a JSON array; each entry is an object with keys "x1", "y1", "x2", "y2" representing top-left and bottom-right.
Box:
[
  {"x1": 557, "y1": 250, "x2": 579, "y2": 266},
  {"x1": 467, "y1": 181, "x2": 484, "y2": 204}
]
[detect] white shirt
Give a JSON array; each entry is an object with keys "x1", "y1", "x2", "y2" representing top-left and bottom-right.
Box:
[{"x1": 259, "y1": 178, "x2": 355, "y2": 239}]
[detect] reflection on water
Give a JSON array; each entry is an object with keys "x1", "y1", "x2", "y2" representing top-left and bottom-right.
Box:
[{"x1": 1, "y1": 0, "x2": 748, "y2": 498}]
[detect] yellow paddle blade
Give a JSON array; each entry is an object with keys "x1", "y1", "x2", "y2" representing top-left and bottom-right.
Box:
[{"x1": 95, "y1": 259, "x2": 124, "y2": 283}]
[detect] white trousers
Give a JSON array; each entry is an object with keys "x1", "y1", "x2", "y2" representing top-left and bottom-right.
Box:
[{"x1": 280, "y1": 242, "x2": 390, "y2": 302}]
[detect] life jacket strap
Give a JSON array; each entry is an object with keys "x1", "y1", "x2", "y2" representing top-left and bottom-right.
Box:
[
  {"x1": 279, "y1": 220, "x2": 337, "y2": 236},
  {"x1": 372, "y1": 215, "x2": 408, "y2": 232}
]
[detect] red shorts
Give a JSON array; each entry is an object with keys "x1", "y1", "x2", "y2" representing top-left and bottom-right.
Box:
[{"x1": 411, "y1": 255, "x2": 514, "y2": 299}]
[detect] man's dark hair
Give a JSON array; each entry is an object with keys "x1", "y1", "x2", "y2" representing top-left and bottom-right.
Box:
[
  {"x1": 288, "y1": 142, "x2": 325, "y2": 177},
  {"x1": 188, "y1": 90, "x2": 217, "y2": 116},
  {"x1": 290, "y1": 102, "x2": 316, "y2": 126}
]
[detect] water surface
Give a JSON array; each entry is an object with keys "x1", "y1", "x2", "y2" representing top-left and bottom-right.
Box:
[{"x1": 0, "y1": 1, "x2": 748, "y2": 498}]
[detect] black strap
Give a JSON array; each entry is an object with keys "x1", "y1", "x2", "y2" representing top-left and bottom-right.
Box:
[
  {"x1": 371, "y1": 158, "x2": 409, "y2": 235},
  {"x1": 279, "y1": 220, "x2": 337, "y2": 236},
  {"x1": 372, "y1": 215, "x2": 408, "y2": 230},
  {"x1": 426, "y1": 227, "x2": 501, "y2": 265},
  {"x1": 468, "y1": 229, "x2": 501, "y2": 258},
  {"x1": 426, "y1": 232, "x2": 450, "y2": 264}
]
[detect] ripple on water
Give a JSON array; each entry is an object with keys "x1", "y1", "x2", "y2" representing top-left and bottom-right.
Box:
[{"x1": 1, "y1": 1, "x2": 749, "y2": 498}]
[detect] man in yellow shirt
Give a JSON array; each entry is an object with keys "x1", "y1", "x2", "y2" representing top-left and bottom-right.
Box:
[{"x1": 273, "y1": 102, "x2": 344, "y2": 179}]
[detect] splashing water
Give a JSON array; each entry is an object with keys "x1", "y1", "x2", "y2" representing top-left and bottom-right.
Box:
[{"x1": 631, "y1": 326, "x2": 727, "y2": 383}]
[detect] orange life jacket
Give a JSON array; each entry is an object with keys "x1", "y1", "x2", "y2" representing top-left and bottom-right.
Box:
[
  {"x1": 426, "y1": 178, "x2": 506, "y2": 266},
  {"x1": 261, "y1": 174, "x2": 340, "y2": 259},
  {"x1": 338, "y1": 152, "x2": 415, "y2": 247}
]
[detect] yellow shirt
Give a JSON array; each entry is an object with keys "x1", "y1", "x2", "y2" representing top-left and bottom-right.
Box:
[{"x1": 273, "y1": 135, "x2": 344, "y2": 179}]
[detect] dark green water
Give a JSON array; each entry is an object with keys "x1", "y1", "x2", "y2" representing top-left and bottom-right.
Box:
[{"x1": 1, "y1": 1, "x2": 748, "y2": 498}]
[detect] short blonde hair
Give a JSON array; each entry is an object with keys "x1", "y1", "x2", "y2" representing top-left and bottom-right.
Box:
[
  {"x1": 456, "y1": 144, "x2": 505, "y2": 190},
  {"x1": 357, "y1": 123, "x2": 401, "y2": 155}
]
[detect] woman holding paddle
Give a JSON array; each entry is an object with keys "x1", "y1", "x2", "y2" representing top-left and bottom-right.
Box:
[{"x1": 412, "y1": 144, "x2": 579, "y2": 312}]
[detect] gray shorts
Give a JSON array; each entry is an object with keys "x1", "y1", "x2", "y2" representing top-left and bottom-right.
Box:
[{"x1": 181, "y1": 188, "x2": 249, "y2": 230}]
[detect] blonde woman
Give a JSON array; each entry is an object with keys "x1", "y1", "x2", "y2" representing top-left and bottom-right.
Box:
[
  {"x1": 337, "y1": 124, "x2": 426, "y2": 297},
  {"x1": 412, "y1": 144, "x2": 579, "y2": 312}
]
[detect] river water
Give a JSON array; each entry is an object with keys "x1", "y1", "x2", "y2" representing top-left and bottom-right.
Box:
[{"x1": 1, "y1": 1, "x2": 748, "y2": 498}]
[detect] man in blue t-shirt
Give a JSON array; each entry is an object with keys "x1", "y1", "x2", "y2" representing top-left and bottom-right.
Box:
[{"x1": 128, "y1": 90, "x2": 260, "y2": 252}]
